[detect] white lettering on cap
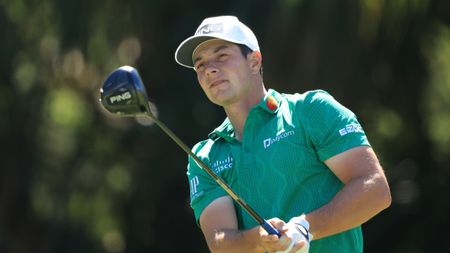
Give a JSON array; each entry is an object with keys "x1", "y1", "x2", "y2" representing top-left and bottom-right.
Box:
[{"x1": 195, "y1": 23, "x2": 224, "y2": 35}]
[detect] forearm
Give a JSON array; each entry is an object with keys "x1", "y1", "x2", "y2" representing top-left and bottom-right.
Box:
[
  {"x1": 305, "y1": 174, "x2": 391, "y2": 240},
  {"x1": 206, "y1": 226, "x2": 266, "y2": 253}
]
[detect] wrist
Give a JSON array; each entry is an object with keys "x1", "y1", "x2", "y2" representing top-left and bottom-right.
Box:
[{"x1": 289, "y1": 214, "x2": 313, "y2": 241}]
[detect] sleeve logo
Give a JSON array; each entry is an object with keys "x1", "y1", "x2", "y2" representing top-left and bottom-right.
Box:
[
  {"x1": 339, "y1": 124, "x2": 364, "y2": 136},
  {"x1": 190, "y1": 176, "x2": 200, "y2": 197}
]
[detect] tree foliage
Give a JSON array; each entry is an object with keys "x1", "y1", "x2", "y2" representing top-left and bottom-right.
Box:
[{"x1": 1, "y1": 0, "x2": 449, "y2": 252}]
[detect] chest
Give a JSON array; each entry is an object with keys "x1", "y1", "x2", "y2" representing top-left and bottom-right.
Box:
[
  {"x1": 207, "y1": 110, "x2": 336, "y2": 227},
  {"x1": 237, "y1": 110, "x2": 318, "y2": 174},
  {"x1": 211, "y1": 111, "x2": 325, "y2": 194}
]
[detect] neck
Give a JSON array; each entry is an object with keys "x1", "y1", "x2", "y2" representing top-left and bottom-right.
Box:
[{"x1": 224, "y1": 86, "x2": 267, "y2": 141}]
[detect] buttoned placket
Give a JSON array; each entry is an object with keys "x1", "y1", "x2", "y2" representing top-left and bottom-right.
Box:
[{"x1": 241, "y1": 108, "x2": 263, "y2": 170}]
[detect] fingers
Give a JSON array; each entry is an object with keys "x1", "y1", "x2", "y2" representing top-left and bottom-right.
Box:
[
  {"x1": 259, "y1": 218, "x2": 291, "y2": 252},
  {"x1": 268, "y1": 217, "x2": 289, "y2": 234},
  {"x1": 289, "y1": 239, "x2": 306, "y2": 253},
  {"x1": 261, "y1": 232, "x2": 291, "y2": 252}
]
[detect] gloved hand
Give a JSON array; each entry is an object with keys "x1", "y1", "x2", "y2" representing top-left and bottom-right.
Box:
[{"x1": 276, "y1": 215, "x2": 312, "y2": 253}]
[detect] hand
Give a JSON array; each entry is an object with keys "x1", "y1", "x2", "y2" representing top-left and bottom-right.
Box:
[
  {"x1": 276, "y1": 215, "x2": 312, "y2": 253},
  {"x1": 259, "y1": 218, "x2": 290, "y2": 253}
]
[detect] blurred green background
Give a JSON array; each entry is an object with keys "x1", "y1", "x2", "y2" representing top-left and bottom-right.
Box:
[{"x1": 1, "y1": 0, "x2": 449, "y2": 252}]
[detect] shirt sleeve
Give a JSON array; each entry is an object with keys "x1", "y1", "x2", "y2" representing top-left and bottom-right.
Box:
[
  {"x1": 300, "y1": 90, "x2": 370, "y2": 162},
  {"x1": 186, "y1": 141, "x2": 228, "y2": 223}
]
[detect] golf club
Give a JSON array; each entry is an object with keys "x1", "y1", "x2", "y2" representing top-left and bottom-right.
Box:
[{"x1": 99, "y1": 65, "x2": 281, "y2": 236}]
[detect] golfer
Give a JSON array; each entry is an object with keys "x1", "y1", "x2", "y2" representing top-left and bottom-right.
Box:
[{"x1": 175, "y1": 15, "x2": 391, "y2": 253}]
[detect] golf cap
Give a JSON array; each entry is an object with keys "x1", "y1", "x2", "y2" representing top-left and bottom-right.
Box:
[{"x1": 175, "y1": 15, "x2": 260, "y2": 68}]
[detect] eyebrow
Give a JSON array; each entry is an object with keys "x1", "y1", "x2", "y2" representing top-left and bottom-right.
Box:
[{"x1": 193, "y1": 44, "x2": 229, "y2": 66}]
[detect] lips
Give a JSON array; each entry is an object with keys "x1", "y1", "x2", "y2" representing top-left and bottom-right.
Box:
[{"x1": 209, "y1": 79, "x2": 227, "y2": 88}]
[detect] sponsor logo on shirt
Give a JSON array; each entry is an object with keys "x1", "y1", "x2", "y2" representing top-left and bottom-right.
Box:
[
  {"x1": 339, "y1": 124, "x2": 364, "y2": 136},
  {"x1": 211, "y1": 156, "x2": 234, "y2": 173},
  {"x1": 263, "y1": 130, "x2": 295, "y2": 149},
  {"x1": 189, "y1": 176, "x2": 200, "y2": 198}
]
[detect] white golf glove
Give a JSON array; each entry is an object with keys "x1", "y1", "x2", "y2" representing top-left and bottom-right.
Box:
[{"x1": 276, "y1": 215, "x2": 312, "y2": 253}]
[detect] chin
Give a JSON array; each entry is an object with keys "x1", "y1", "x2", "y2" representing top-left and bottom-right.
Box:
[{"x1": 208, "y1": 89, "x2": 239, "y2": 107}]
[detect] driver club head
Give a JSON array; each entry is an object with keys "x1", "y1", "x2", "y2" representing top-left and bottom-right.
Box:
[{"x1": 100, "y1": 66, "x2": 151, "y2": 116}]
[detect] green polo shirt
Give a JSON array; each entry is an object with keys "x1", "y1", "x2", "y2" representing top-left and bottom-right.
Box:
[{"x1": 187, "y1": 89, "x2": 370, "y2": 252}]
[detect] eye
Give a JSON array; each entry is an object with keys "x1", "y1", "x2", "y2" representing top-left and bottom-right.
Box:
[
  {"x1": 194, "y1": 63, "x2": 205, "y2": 72},
  {"x1": 218, "y1": 54, "x2": 228, "y2": 61}
]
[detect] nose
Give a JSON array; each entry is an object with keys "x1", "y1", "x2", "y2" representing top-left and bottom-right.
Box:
[{"x1": 204, "y1": 61, "x2": 219, "y2": 76}]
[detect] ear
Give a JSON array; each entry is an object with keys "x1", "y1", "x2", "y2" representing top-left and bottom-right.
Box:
[{"x1": 248, "y1": 51, "x2": 262, "y2": 74}]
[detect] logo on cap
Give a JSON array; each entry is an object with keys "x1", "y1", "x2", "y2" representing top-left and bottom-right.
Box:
[
  {"x1": 195, "y1": 23, "x2": 224, "y2": 35},
  {"x1": 266, "y1": 96, "x2": 278, "y2": 111}
]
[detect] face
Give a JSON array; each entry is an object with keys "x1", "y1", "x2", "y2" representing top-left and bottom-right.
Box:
[{"x1": 192, "y1": 39, "x2": 262, "y2": 107}]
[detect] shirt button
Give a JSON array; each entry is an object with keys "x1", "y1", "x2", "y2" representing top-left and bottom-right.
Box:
[{"x1": 244, "y1": 147, "x2": 250, "y2": 152}]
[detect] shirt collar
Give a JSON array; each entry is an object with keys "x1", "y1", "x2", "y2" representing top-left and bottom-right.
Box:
[
  {"x1": 208, "y1": 118, "x2": 235, "y2": 142},
  {"x1": 257, "y1": 89, "x2": 282, "y2": 114},
  {"x1": 208, "y1": 89, "x2": 283, "y2": 141}
]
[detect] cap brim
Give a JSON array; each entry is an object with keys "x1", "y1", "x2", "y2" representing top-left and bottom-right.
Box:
[{"x1": 175, "y1": 36, "x2": 218, "y2": 68}]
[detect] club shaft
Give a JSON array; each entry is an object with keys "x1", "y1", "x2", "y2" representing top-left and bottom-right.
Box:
[{"x1": 145, "y1": 112, "x2": 279, "y2": 235}]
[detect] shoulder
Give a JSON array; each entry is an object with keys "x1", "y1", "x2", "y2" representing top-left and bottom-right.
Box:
[
  {"x1": 190, "y1": 117, "x2": 232, "y2": 163},
  {"x1": 188, "y1": 139, "x2": 215, "y2": 174},
  {"x1": 280, "y1": 89, "x2": 340, "y2": 113},
  {"x1": 282, "y1": 89, "x2": 334, "y2": 104},
  {"x1": 280, "y1": 90, "x2": 358, "y2": 130},
  {"x1": 192, "y1": 138, "x2": 215, "y2": 158},
  {"x1": 191, "y1": 137, "x2": 227, "y2": 162}
]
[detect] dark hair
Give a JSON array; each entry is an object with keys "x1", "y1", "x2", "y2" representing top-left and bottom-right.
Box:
[
  {"x1": 237, "y1": 44, "x2": 263, "y2": 75},
  {"x1": 238, "y1": 44, "x2": 253, "y2": 57}
]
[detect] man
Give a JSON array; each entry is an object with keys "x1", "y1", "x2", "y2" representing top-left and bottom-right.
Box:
[{"x1": 175, "y1": 16, "x2": 391, "y2": 253}]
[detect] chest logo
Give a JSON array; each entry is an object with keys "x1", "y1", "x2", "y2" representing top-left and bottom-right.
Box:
[
  {"x1": 212, "y1": 156, "x2": 234, "y2": 173},
  {"x1": 263, "y1": 130, "x2": 295, "y2": 149}
]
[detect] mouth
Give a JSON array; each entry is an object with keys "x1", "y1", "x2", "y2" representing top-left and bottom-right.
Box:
[{"x1": 209, "y1": 79, "x2": 227, "y2": 88}]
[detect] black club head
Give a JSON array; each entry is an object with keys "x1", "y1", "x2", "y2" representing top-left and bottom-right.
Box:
[{"x1": 100, "y1": 66, "x2": 150, "y2": 116}]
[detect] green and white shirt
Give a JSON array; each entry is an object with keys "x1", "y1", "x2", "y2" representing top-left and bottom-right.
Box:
[{"x1": 187, "y1": 89, "x2": 370, "y2": 252}]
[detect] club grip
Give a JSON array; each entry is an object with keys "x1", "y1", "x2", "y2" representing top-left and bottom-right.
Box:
[{"x1": 261, "y1": 219, "x2": 281, "y2": 237}]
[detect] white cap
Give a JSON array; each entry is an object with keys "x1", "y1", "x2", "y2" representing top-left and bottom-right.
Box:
[{"x1": 175, "y1": 16, "x2": 260, "y2": 68}]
